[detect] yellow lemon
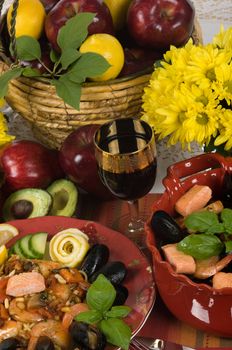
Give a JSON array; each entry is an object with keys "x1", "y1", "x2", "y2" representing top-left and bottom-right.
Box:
[
  {"x1": 79, "y1": 33, "x2": 124, "y2": 81},
  {"x1": 7, "y1": 0, "x2": 46, "y2": 39},
  {"x1": 104, "y1": 0, "x2": 132, "y2": 31},
  {"x1": 0, "y1": 245, "x2": 8, "y2": 265},
  {"x1": 49, "y1": 228, "x2": 90, "y2": 268},
  {"x1": 0, "y1": 224, "x2": 19, "y2": 246}
]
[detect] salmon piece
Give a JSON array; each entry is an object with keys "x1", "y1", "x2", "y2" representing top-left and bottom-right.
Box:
[
  {"x1": 6, "y1": 272, "x2": 45, "y2": 297},
  {"x1": 162, "y1": 243, "x2": 196, "y2": 274},
  {"x1": 212, "y1": 272, "x2": 232, "y2": 289},
  {"x1": 175, "y1": 185, "x2": 212, "y2": 217}
]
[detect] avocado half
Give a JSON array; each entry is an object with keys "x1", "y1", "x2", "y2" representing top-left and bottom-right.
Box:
[
  {"x1": 46, "y1": 179, "x2": 78, "y2": 217},
  {"x1": 3, "y1": 188, "x2": 52, "y2": 221}
]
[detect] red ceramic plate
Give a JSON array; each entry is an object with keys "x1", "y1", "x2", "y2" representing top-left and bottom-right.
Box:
[{"x1": 6, "y1": 215, "x2": 155, "y2": 339}]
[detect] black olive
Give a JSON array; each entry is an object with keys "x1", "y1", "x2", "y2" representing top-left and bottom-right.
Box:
[
  {"x1": 113, "y1": 284, "x2": 129, "y2": 306},
  {"x1": 69, "y1": 321, "x2": 106, "y2": 350},
  {"x1": 0, "y1": 337, "x2": 19, "y2": 350},
  {"x1": 35, "y1": 336, "x2": 55, "y2": 350},
  {"x1": 150, "y1": 210, "x2": 186, "y2": 249},
  {"x1": 89, "y1": 261, "x2": 127, "y2": 285},
  {"x1": 80, "y1": 244, "x2": 110, "y2": 278},
  {"x1": 11, "y1": 200, "x2": 33, "y2": 219}
]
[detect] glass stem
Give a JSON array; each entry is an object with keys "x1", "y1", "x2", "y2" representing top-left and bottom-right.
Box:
[{"x1": 127, "y1": 200, "x2": 145, "y2": 233}]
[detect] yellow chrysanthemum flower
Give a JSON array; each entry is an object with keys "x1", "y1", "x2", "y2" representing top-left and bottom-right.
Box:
[
  {"x1": 0, "y1": 112, "x2": 15, "y2": 146},
  {"x1": 142, "y1": 26, "x2": 232, "y2": 152},
  {"x1": 213, "y1": 25, "x2": 232, "y2": 53}
]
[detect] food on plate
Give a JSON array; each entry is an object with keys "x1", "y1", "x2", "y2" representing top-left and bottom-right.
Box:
[
  {"x1": 0, "y1": 224, "x2": 19, "y2": 246},
  {"x1": 2, "y1": 189, "x2": 52, "y2": 221},
  {"x1": 49, "y1": 228, "x2": 90, "y2": 267},
  {"x1": 0, "y1": 226, "x2": 131, "y2": 349},
  {"x1": 10, "y1": 232, "x2": 48, "y2": 259},
  {"x1": 46, "y1": 179, "x2": 78, "y2": 217},
  {"x1": 151, "y1": 185, "x2": 232, "y2": 290},
  {"x1": 174, "y1": 184, "x2": 212, "y2": 217},
  {"x1": 7, "y1": 0, "x2": 46, "y2": 39}
]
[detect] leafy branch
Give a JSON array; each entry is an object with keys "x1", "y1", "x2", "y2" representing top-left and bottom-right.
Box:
[{"x1": 0, "y1": 13, "x2": 111, "y2": 110}]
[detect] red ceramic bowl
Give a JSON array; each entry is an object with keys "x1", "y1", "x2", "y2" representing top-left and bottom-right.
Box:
[{"x1": 145, "y1": 152, "x2": 232, "y2": 337}]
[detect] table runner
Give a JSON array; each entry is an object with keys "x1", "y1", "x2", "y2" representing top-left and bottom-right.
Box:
[{"x1": 79, "y1": 192, "x2": 232, "y2": 349}]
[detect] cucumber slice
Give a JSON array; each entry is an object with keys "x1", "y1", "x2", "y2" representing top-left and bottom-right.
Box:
[
  {"x1": 8, "y1": 245, "x2": 15, "y2": 256},
  {"x1": 29, "y1": 232, "x2": 48, "y2": 259},
  {"x1": 13, "y1": 239, "x2": 27, "y2": 259},
  {"x1": 19, "y1": 234, "x2": 35, "y2": 259}
]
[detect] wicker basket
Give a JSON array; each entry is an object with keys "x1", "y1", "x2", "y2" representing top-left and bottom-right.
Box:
[{"x1": 0, "y1": 1, "x2": 202, "y2": 149}]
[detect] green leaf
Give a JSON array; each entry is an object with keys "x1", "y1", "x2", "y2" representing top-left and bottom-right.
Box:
[
  {"x1": 50, "y1": 49, "x2": 60, "y2": 63},
  {"x1": 60, "y1": 48, "x2": 81, "y2": 70},
  {"x1": 221, "y1": 208, "x2": 232, "y2": 234},
  {"x1": 100, "y1": 318, "x2": 131, "y2": 350},
  {"x1": 0, "y1": 67, "x2": 24, "y2": 98},
  {"x1": 22, "y1": 67, "x2": 41, "y2": 77},
  {"x1": 57, "y1": 13, "x2": 95, "y2": 51},
  {"x1": 105, "y1": 306, "x2": 131, "y2": 319},
  {"x1": 16, "y1": 36, "x2": 41, "y2": 61},
  {"x1": 67, "y1": 52, "x2": 110, "y2": 82},
  {"x1": 86, "y1": 274, "x2": 116, "y2": 313},
  {"x1": 177, "y1": 233, "x2": 224, "y2": 259},
  {"x1": 75, "y1": 310, "x2": 102, "y2": 324},
  {"x1": 225, "y1": 240, "x2": 232, "y2": 253},
  {"x1": 184, "y1": 211, "x2": 224, "y2": 234},
  {"x1": 52, "y1": 75, "x2": 82, "y2": 110}
]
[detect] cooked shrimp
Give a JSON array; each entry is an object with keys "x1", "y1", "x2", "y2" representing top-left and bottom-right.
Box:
[
  {"x1": 9, "y1": 298, "x2": 45, "y2": 323},
  {"x1": 27, "y1": 320, "x2": 71, "y2": 350},
  {"x1": 62, "y1": 302, "x2": 89, "y2": 329},
  {"x1": 34, "y1": 260, "x2": 63, "y2": 278},
  {"x1": 0, "y1": 320, "x2": 22, "y2": 341},
  {"x1": 194, "y1": 254, "x2": 232, "y2": 279}
]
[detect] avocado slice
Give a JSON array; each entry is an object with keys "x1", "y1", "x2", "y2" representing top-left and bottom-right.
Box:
[
  {"x1": 46, "y1": 179, "x2": 78, "y2": 217},
  {"x1": 3, "y1": 188, "x2": 52, "y2": 222}
]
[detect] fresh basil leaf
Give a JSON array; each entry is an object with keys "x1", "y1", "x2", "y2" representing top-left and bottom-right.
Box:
[
  {"x1": 0, "y1": 67, "x2": 24, "y2": 97},
  {"x1": 225, "y1": 240, "x2": 232, "y2": 253},
  {"x1": 60, "y1": 48, "x2": 81, "y2": 70},
  {"x1": 105, "y1": 306, "x2": 131, "y2": 319},
  {"x1": 57, "y1": 13, "x2": 95, "y2": 51},
  {"x1": 184, "y1": 211, "x2": 221, "y2": 233},
  {"x1": 100, "y1": 318, "x2": 131, "y2": 350},
  {"x1": 16, "y1": 36, "x2": 41, "y2": 61},
  {"x1": 22, "y1": 67, "x2": 40, "y2": 77},
  {"x1": 67, "y1": 52, "x2": 110, "y2": 83},
  {"x1": 221, "y1": 208, "x2": 232, "y2": 234},
  {"x1": 75, "y1": 310, "x2": 102, "y2": 324},
  {"x1": 177, "y1": 233, "x2": 224, "y2": 259},
  {"x1": 205, "y1": 222, "x2": 225, "y2": 234},
  {"x1": 86, "y1": 274, "x2": 116, "y2": 313},
  {"x1": 52, "y1": 75, "x2": 81, "y2": 110},
  {"x1": 50, "y1": 49, "x2": 60, "y2": 63}
]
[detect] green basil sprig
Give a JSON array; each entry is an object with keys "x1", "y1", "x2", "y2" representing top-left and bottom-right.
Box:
[
  {"x1": 75, "y1": 274, "x2": 132, "y2": 350},
  {"x1": 177, "y1": 208, "x2": 232, "y2": 258},
  {"x1": 0, "y1": 13, "x2": 110, "y2": 110}
]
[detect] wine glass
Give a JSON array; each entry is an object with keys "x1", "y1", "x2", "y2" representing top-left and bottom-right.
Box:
[{"x1": 94, "y1": 117, "x2": 157, "y2": 248}]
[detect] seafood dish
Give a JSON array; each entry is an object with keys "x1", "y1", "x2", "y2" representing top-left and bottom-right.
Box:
[{"x1": 0, "y1": 217, "x2": 155, "y2": 349}]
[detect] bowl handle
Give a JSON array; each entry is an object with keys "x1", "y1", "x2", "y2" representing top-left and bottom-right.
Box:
[{"x1": 162, "y1": 152, "x2": 229, "y2": 204}]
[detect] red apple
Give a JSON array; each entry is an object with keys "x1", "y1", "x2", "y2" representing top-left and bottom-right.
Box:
[
  {"x1": 59, "y1": 125, "x2": 112, "y2": 199},
  {"x1": 45, "y1": 0, "x2": 114, "y2": 52},
  {"x1": 0, "y1": 140, "x2": 64, "y2": 191},
  {"x1": 40, "y1": 0, "x2": 59, "y2": 12},
  {"x1": 127, "y1": 0, "x2": 195, "y2": 50},
  {"x1": 119, "y1": 47, "x2": 162, "y2": 77}
]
